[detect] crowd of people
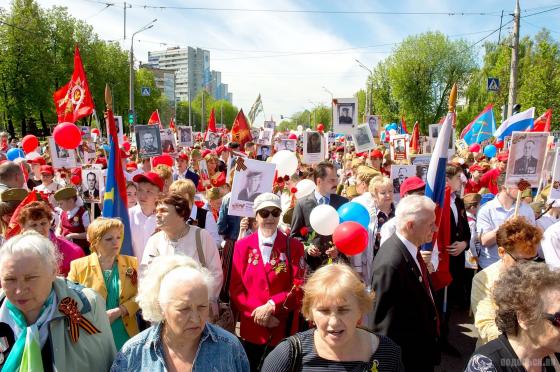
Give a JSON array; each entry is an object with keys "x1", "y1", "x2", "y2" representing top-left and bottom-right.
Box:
[{"x1": 0, "y1": 128, "x2": 558, "y2": 372}]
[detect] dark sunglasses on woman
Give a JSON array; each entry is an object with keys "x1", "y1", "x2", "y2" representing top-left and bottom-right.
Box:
[
  {"x1": 544, "y1": 312, "x2": 560, "y2": 328},
  {"x1": 257, "y1": 208, "x2": 281, "y2": 218}
]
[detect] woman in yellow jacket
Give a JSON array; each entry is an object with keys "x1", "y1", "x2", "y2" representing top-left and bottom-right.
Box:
[{"x1": 68, "y1": 217, "x2": 139, "y2": 350}]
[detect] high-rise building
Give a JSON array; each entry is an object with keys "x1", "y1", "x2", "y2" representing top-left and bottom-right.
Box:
[{"x1": 147, "y1": 47, "x2": 232, "y2": 103}]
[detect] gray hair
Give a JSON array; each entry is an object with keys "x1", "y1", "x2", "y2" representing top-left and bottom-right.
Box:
[
  {"x1": 0, "y1": 231, "x2": 60, "y2": 274},
  {"x1": 136, "y1": 255, "x2": 213, "y2": 322},
  {"x1": 395, "y1": 195, "x2": 436, "y2": 232}
]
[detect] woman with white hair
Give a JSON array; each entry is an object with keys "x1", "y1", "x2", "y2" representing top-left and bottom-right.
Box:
[
  {"x1": 0, "y1": 231, "x2": 116, "y2": 371},
  {"x1": 111, "y1": 255, "x2": 249, "y2": 371}
]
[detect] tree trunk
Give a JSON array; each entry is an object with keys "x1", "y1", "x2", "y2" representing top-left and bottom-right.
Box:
[
  {"x1": 7, "y1": 117, "x2": 15, "y2": 139},
  {"x1": 39, "y1": 111, "x2": 48, "y2": 138},
  {"x1": 21, "y1": 117, "x2": 27, "y2": 137}
]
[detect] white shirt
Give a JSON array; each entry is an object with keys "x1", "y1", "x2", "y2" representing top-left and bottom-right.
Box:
[
  {"x1": 542, "y1": 221, "x2": 560, "y2": 269},
  {"x1": 395, "y1": 231, "x2": 421, "y2": 272},
  {"x1": 537, "y1": 214, "x2": 560, "y2": 232},
  {"x1": 128, "y1": 204, "x2": 157, "y2": 261},
  {"x1": 141, "y1": 227, "x2": 223, "y2": 300},
  {"x1": 33, "y1": 181, "x2": 61, "y2": 206},
  {"x1": 380, "y1": 217, "x2": 397, "y2": 246},
  {"x1": 450, "y1": 193, "x2": 458, "y2": 223},
  {"x1": 190, "y1": 204, "x2": 221, "y2": 247},
  {"x1": 258, "y1": 229, "x2": 278, "y2": 264}
]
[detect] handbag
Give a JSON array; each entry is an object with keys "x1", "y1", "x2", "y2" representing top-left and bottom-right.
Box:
[{"x1": 194, "y1": 227, "x2": 236, "y2": 333}]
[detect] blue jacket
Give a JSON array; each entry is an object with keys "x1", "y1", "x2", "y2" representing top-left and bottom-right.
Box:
[
  {"x1": 217, "y1": 193, "x2": 241, "y2": 240},
  {"x1": 110, "y1": 322, "x2": 249, "y2": 372}
]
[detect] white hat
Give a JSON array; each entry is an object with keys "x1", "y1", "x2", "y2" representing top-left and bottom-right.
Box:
[{"x1": 253, "y1": 192, "x2": 281, "y2": 212}]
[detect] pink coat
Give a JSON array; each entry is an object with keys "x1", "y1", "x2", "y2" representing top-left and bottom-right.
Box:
[
  {"x1": 49, "y1": 230, "x2": 85, "y2": 276},
  {"x1": 229, "y1": 230, "x2": 304, "y2": 345}
]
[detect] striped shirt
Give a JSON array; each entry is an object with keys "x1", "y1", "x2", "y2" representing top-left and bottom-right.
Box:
[{"x1": 261, "y1": 328, "x2": 404, "y2": 372}]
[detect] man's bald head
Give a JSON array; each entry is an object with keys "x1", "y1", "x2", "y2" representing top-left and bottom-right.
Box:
[{"x1": 0, "y1": 161, "x2": 24, "y2": 188}]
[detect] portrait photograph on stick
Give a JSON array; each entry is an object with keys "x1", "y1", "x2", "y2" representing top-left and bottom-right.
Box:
[
  {"x1": 48, "y1": 136, "x2": 77, "y2": 168},
  {"x1": 390, "y1": 165, "x2": 417, "y2": 202},
  {"x1": 177, "y1": 125, "x2": 193, "y2": 146},
  {"x1": 366, "y1": 114, "x2": 381, "y2": 138},
  {"x1": 81, "y1": 167, "x2": 103, "y2": 203},
  {"x1": 160, "y1": 128, "x2": 177, "y2": 153},
  {"x1": 205, "y1": 131, "x2": 221, "y2": 150},
  {"x1": 228, "y1": 158, "x2": 276, "y2": 217},
  {"x1": 390, "y1": 134, "x2": 409, "y2": 161},
  {"x1": 352, "y1": 124, "x2": 375, "y2": 153},
  {"x1": 333, "y1": 98, "x2": 357, "y2": 134},
  {"x1": 135, "y1": 125, "x2": 162, "y2": 158},
  {"x1": 549, "y1": 148, "x2": 560, "y2": 201},
  {"x1": 505, "y1": 131, "x2": 548, "y2": 187},
  {"x1": 257, "y1": 128, "x2": 273, "y2": 146},
  {"x1": 303, "y1": 130, "x2": 325, "y2": 164},
  {"x1": 275, "y1": 138, "x2": 297, "y2": 152}
]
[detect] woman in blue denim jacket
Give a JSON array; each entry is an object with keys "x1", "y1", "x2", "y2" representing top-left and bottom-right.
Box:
[{"x1": 111, "y1": 255, "x2": 249, "y2": 372}]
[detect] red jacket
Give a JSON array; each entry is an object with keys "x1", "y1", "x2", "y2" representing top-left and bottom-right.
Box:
[{"x1": 229, "y1": 230, "x2": 304, "y2": 345}]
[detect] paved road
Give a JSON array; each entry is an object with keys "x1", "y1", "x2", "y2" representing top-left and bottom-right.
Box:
[{"x1": 436, "y1": 308, "x2": 477, "y2": 372}]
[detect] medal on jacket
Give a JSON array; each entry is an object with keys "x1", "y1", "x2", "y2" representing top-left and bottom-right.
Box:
[
  {"x1": 248, "y1": 249, "x2": 259, "y2": 265},
  {"x1": 58, "y1": 297, "x2": 101, "y2": 343},
  {"x1": 72, "y1": 216, "x2": 80, "y2": 226}
]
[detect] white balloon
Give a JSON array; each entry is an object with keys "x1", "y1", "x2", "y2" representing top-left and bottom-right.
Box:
[
  {"x1": 271, "y1": 150, "x2": 298, "y2": 177},
  {"x1": 295, "y1": 179, "x2": 315, "y2": 199},
  {"x1": 388, "y1": 129, "x2": 397, "y2": 135},
  {"x1": 25, "y1": 151, "x2": 41, "y2": 160},
  {"x1": 310, "y1": 205, "x2": 340, "y2": 236},
  {"x1": 297, "y1": 125, "x2": 303, "y2": 133}
]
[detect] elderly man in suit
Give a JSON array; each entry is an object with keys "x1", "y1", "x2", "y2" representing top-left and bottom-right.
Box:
[
  {"x1": 290, "y1": 161, "x2": 348, "y2": 271},
  {"x1": 370, "y1": 194, "x2": 440, "y2": 372},
  {"x1": 513, "y1": 140, "x2": 538, "y2": 174}
]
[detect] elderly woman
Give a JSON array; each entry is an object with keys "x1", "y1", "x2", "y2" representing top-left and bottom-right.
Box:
[
  {"x1": 68, "y1": 218, "x2": 139, "y2": 350},
  {"x1": 466, "y1": 262, "x2": 560, "y2": 371},
  {"x1": 0, "y1": 232, "x2": 115, "y2": 370},
  {"x1": 141, "y1": 193, "x2": 223, "y2": 312},
  {"x1": 230, "y1": 193, "x2": 305, "y2": 371},
  {"x1": 261, "y1": 263, "x2": 403, "y2": 371},
  {"x1": 18, "y1": 201, "x2": 84, "y2": 276},
  {"x1": 111, "y1": 255, "x2": 249, "y2": 371}
]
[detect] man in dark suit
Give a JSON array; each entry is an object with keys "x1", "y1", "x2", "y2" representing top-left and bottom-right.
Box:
[
  {"x1": 338, "y1": 106, "x2": 353, "y2": 124},
  {"x1": 370, "y1": 194, "x2": 440, "y2": 372},
  {"x1": 83, "y1": 172, "x2": 99, "y2": 200},
  {"x1": 513, "y1": 140, "x2": 538, "y2": 174},
  {"x1": 290, "y1": 161, "x2": 348, "y2": 271}
]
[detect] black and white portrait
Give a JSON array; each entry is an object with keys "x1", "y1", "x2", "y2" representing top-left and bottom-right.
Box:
[
  {"x1": 160, "y1": 128, "x2": 176, "y2": 153},
  {"x1": 229, "y1": 158, "x2": 276, "y2": 217},
  {"x1": 391, "y1": 135, "x2": 408, "y2": 161},
  {"x1": 178, "y1": 126, "x2": 193, "y2": 146},
  {"x1": 257, "y1": 146, "x2": 271, "y2": 161},
  {"x1": 506, "y1": 131, "x2": 548, "y2": 187},
  {"x1": 366, "y1": 115, "x2": 381, "y2": 138},
  {"x1": 352, "y1": 124, "x2": 375, "y2": 152},
  {"x1": 257, "y1": 128, "x2": 273, "y2": 146},
  {"x1": 338, "y1": 105, "x2": 354, "y2": 124},
  {"x1": 263, "y1": 121, "x2": 276, "y2": 130},
  {"x1": 306, "y1": 132, "x2": 322, "y2": 154},
  {"x1": 303, "y1": 130, "x2": 325, "y2": 164},
  {"x1": 333, "y1": 98, "x2": 358, "y2": 135},
  {"x1": 82, "y1": 169, "x2": 102, "y2": 202},
  {"x1": 205, "y1": 132, "x2": 221, "y2": 150},
  {"x1": 135, "y1": 125, "x2": 162, "y2": 158},
  {"x1": 48, "y1": 136, "x2": 77, "y2": 168},
  {"x1": 250, "y1": 128, "x2": 261, "y2": 142},
  {"x1": 390, "y1": 165, "x2": 417, "y2": 201},
  {"x1": 429, "y1": 124, "x2": 440, "y2": 139},
  {"x1": 549, "y1": 148, "x2": 560, "y2": 200},
  {"x1": 275, "y1": 139, "x2": 297, "y2": 152}
]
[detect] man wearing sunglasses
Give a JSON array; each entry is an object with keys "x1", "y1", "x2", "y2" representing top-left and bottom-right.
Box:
[{"x1": 471, "y1": 216, "x2": 543, "y2": 347}]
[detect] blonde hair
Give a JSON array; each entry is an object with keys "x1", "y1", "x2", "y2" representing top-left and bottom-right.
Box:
[
  {"x1": 136, "y1": 255, "x2": 213, "y2": 322},
  {"x1": 169, "y1": 179, "x2": 196, "y2": 202},
  {"x1": 86, "y1": 218, "x2": 124, "y2": 253},
  {"x1": 302, "y1": 263, "x2": 374, "y2": 320},
  {"x1": 153, "y1": 164, "x2": 173, "y2": 182},
  {"x1": 369, "y1": 175, "x2": 392, "y2": 194},
  {"x1": 356, "y1": 171, "x2": 376, "y2": 187}
]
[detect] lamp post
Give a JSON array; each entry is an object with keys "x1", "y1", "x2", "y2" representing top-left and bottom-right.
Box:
[
  {"x1": 129, "y1": 19, "x2": 157, "y2": 124},
  {"x1": 355, "y1": 59, "x2": 373, "y2": 118},
  {"x1": 322, "y1": 86, "x2": 334, "y2": 130}
]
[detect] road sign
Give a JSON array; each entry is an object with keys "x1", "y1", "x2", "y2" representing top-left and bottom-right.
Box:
[
  {"x1": 141, "y1": 87, "x2": 151, "y2": 96},
  {"x1": 487, "y1": 78, "x2": 499, "y2": 92}
]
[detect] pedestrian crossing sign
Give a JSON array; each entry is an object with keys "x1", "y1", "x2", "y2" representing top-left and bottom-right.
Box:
[
  {"x1": 141, "y1": 87, "x2": 151, "y2": 96},
  {"x1": 487, "y1": 78, "x2": 499, "y2": 92}
]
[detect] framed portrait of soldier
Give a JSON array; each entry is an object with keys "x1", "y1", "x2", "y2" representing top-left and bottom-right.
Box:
[
  {"x1": 105, "y1": 116, "x2": 124, "y2": 145},
  {"x1": 352, "y1": 124, "x2": 375, "y2": 153},
  {"x1": 390, "y1": 165, "x2": 417, "y2": 202},
  {"x1": 257, "y1": 128, "x2": 273, "y2": 146},
  {"x1": 263, "y1": 120, "x2": 276, "y2": 130},
  {"x1": 303, "y1": 130, "x2": 325, "y2": 164},
  {"x1": 333, "y1": 98, "x2": 357, "y2": 135},
  {"x1": 81, "y1": 168, "x2": 103, "y2": 203},
  {"x1": 48, "y1": 136, "x2": 77, "y2": 168},
  {"x1": 366, "y1": 115, "x2": 381, "y2": 139},
  {"x1": 275, "y1": 139, "x2": 297, "y2": 152},
  {"x1": 205, "y1": 132, "x2": 221, "y2": 150},
  {"x1": 77, "y1": 139, "x2": 96, "y2": 165},
  {"x1": 505, "y1": 131, "x2": 549, "y2": 187},
  {"x1": 549, "y1": 148, "x2": 560, "y2": 201},
  {"x1": 160, "y1": 128, "x2": 177, "y2": 153},
  {"x1": 177, "y1": 126, "x2": 193, "y2": 147},
  {"x1": 250, "y1": 128, "x2": 261, "y2": 142},
  {"x1": 135, "y1": 125, "x2": 162, "y2": 158},
  {"x1": 390, "y1": 134, "x2": 408, "y2": 161},
  {"x1": 228, "y1": 158, "x2": 276, "y2": 217}
]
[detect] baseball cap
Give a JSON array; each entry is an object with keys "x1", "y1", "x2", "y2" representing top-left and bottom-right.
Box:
[
  {"x1": 253, "y1": 192, "x2": 281, "y2": 212},
  {"x1": 400, "y1": 176, "x2": 426, "y2": 198},
  {"x1": 177, "y1": 153, "x2": 189, "y2": 161},
  {"x1": 29, "y1": 156, "x2": 46, "y2": 166},
  {"x1": 126, "y1": 162, "x2": 138, "y2": 171},
  {"x1": 40, "y1": 165, "x2": 54, "y2": 175},
  {"x1": 370, "y1": 150, "x2": 383, "y2": 159},
  {"x1": 469, "y1": 164, "x2": 484, "y2": 173},
  {"x1": 152, "y1": 154, "x2": 173, "y2": 168},
  {"x1": 133, "y1": 172, "x2": 164, "y2": 192},
  {"x1": 496, "y1": 151, "x2": 509, "y2": 162}
]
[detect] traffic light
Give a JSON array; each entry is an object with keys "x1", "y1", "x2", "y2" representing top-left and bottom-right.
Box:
[
  {"x1": 512, "y1": 103, "x2": 521, "y2": 115},
  {"x1": 128, "y1": 110, "x2": 135, "y2": 125}
]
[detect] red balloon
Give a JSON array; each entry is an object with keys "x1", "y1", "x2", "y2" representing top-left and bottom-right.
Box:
[
  {"x1": 288, "y1": 133, "x2": 298, "y2": 140},
  {"x1": 332, "y1": 221, "x2": 368, "y2": 256},
  {"x1": 494, "y1": 141, "x2": 504, "y2": 150},
  {"x1": 468, "y1": 144, "x2": 481, "y2": 153},
  {"x1": 91, "y1": 128, "x2": 100, "y2": 135},
  {"x1": 317, "y1": 123, "x2": 324, "y2": 132},
  {"x1": 122, "y1": 141, "x2": 131, "y2": 152},
  {"x1": 53, "y1": 122, "x2": 82, "y2": 149},
  {"x1": 22, "y1": 135, "x2": 39, "y2": 154}
]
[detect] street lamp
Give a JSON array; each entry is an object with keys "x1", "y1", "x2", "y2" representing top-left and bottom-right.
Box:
[
  {"x1": 355, "y1": 59, "x2": 374, "y2": 117},
  {"x1": 129, "y1": 19, "x2": 157, "y2": 124},
  {"x1": 322, "y1": 86, "x2": 334, "y2": 129}
]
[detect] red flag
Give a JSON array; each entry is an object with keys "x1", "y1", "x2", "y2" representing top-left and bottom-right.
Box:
[
  {"x1": 204, "y1": 108, "x2": 217, "y2": 141},
  {"x1": 410, "y1": 121, "x2": 420, "y2": 153},
  {"x1": 5, "y1": 191, "x2": 41, "y2": 239},
  {"x1": 53, "y1": 45, "x2": 95, "y2": 123},
  {"x1": 430, "y1": 186, "x2": 453, "y2": 291},
  {"x1": 169, "y1": 116, "x2": 176, "y2": 132},
  {"x1": 148, "y1": 110, "x2": 162, "y2": 129},
  {"x1": 231, "y1": 109, "x2": 252, "y2": 147},
  {"x1": 400, "y1": 116, "x2": 409, "y2": 134},
  {"x1": 530, "y1": 109, "x2": 552, "y2": 133}
]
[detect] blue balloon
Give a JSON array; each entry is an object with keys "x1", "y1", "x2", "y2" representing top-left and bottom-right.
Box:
[
  {"x1": 483, "y1": 144, "x2": 497, "y2": 158},
  {"x1": 7, "y1": 148, "x2": 24, "y2": 161},
  {"x1": 387, "y1": 123, "x2": 398, "y2": 131},
  {"x1": 337, "y1": 202, "x2": 370, "y2": 229}
]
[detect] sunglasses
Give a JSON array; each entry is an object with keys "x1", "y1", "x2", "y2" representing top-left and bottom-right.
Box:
[
  {"x1": 257, "y1": 208, "x2": 281, "y2": 218},
  {"x1": 506, "y1": 251, "x2": 540, "y2": 263},
  {"x1": 544, "y1": 312, "x2": 560, "y2": 328}
]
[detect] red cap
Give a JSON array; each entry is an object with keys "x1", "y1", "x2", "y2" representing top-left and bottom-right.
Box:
[
  {"x1": 95, "y1": 157, "x2": 107, "y2": 167},
  {"x1": 133, "y1": 172, "x2": 164, "y2": 192},
  {"x1": 356, "y1": 152, "x2": 366, "y2": 158},
  {"x1": 370, "y1": 150, "x2": 383, "y2": 159},
  {"x1": 201, "y1": 149, "x2": 212, "y2": 158},
  {"x1": 120, "y1": 149, "x2": 130, "y2": 159},
  {"x1": 469, "y1": 164, "x2": 484, "y2": 173},
  {"x1": 40, "y1": 165, "x2": 54, "y2": 175},
  {"x1": 496, "y1": 151, "x2": 509, "y2": 162},
  {"x1": 400, "y1": 176, "x2": 425, "y2": 198},
  {"x1": 29, "y1": 156, "x2": 46, "y2": 166},
  {"x1": 177, "y1": 153, "x2": 189, "y2": 161},
  {"x1": 126, "y1": 162, "x2": 138, "y2": 171},
  {"x1": 216, "y1": 146, "x2": 227, "y2": 156},
  {"x1": 152, "y1": 154, "x2": 174, "y2": 168},
  {"x1": 336, "y1": 146, "x2": 344, "y2": 152}
]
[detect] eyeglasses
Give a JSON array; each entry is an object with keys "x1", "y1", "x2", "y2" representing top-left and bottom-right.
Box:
[
  {"x1": 257, "y1": 208, "x2": 281, "y2": 218},
  {"x1": 543, "y1": 312, "x2": 560, "y2": 328},
  {"x1": 506, "y1": 251, "x2": 540, "y2": 263}
]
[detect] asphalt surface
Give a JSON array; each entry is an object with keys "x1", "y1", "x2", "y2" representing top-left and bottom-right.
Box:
[{"x1": 436, "y1": 308, "x2": 478, "y2": 372}]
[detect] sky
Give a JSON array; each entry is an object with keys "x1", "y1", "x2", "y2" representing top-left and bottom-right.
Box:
[{"x1": 2, "y1": 0, "x2": 560, "y2": 123}]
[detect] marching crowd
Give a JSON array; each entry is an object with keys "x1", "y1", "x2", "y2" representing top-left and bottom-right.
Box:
[{"x1": 0, "y1": 131, "x2": 559, "y2": 372}]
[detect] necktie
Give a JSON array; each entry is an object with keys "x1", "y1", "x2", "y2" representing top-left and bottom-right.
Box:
[
  {"x1": 416, "y1": 249, "x2": 440, "y2": 335},
  {"x1": 262, "y1": 242, "x2": 273, "y2": 247},
  {"x1": 320, "y1": 196, "x2": 330, "y2": 205}
]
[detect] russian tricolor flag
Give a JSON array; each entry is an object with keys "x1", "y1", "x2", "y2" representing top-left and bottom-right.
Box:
[{"x1": 494, "y1": 107, "x2": 535, "y2": 142}]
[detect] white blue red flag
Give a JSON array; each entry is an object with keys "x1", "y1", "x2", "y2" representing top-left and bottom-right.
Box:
[{"x1": 494, "y1": 107, "x2": 535, "y2": 143}]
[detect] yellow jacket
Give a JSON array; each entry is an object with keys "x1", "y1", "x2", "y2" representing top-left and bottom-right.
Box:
[{"x1": 68, "y1": 253, "x2": 140, "y2": 337}]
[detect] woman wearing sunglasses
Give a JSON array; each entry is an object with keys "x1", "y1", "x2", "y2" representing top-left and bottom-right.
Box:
[
  {"x1": 230, "y1": 192, "x2": 305, "y2": 371},
  {"x1": 466, "y1": 262, "x2": 560, "y2": 371}
]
